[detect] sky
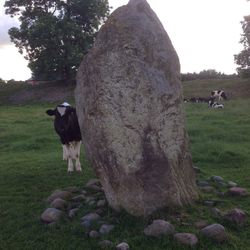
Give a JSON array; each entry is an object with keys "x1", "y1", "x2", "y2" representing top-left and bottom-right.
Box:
[{"x1": 0, "y1": 0, "x2": 249, "y2": 80}]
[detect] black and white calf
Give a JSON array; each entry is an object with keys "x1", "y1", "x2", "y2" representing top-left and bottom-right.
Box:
[
  {"x1": 46, "y1": 102, "x2": 82, "y2": 173},
  {"x1": 211, "y1": 90, "x2": 227, "y2": 100}
]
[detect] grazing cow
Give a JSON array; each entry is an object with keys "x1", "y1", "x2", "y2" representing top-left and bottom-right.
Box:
[
  {"x1": 211, "y1": 90, "x2": 227, "y2": 100},
  {"x1": 46, "y1": 102, "x2": 82, "y2": 173}
]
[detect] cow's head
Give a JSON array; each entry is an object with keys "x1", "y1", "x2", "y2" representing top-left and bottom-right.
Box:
[
  {"x1": 46, "y1": 103, "x2": 76, "y2": 134},
  {"x1": 46, "y1": 102, "x2": 75, "y2": 117}
]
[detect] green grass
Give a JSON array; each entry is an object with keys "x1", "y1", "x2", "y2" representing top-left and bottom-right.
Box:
[{"x1": 0, "y1": 79, "x2": 250, "y2": 249}]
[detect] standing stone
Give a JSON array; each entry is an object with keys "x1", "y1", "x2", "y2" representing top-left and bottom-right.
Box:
[{"x1": 75, "y1": 0, "x2": 198, "y2": 216}]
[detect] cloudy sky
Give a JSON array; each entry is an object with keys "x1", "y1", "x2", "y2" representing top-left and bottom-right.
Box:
[{"x1": 0, "y1": 0, "x2": 249, "y2": 80}]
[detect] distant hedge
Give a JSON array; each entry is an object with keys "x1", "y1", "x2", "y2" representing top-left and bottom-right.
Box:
[{"x1": 181, "y1": 70, "x2": 238, "y2": 81}]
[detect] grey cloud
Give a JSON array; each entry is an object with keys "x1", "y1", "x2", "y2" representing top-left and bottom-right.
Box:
[{"x1": 0, "y1": 6, "x2": 19, "y2": 47}]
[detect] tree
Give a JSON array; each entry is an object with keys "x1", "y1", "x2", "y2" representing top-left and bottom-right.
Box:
[
  {"x1": 0, "y1": 78, "x2": 7, "y2": 84},
  {"x1": 5, "y1": 0, "x2": 110, "y2": 81},
  {"x1": 234, "y1": 15, "x2": 250, "y2": 78}
]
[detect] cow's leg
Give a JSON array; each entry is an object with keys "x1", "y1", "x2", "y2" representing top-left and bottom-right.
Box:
[
  {"x1": 69, "y1": 141, "x2": 82, "y2": 172},
  {"x1": 75, "y1": 141, "x2": 82, "y2": 172},
  {"x1": 66, "y1": 144, "x2": 74, "y2": 173},
  {"x1": 62, "y1": 144, "x2": 68, "y2": 160},
  {"x1": 67, "y1": 158, "x2": 74, "y2": 173}
]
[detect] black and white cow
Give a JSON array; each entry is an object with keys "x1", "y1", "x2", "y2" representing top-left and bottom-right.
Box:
[
  {"x1": 211, "y1": 90, "x2": 227, "y2": 101},
  {"x1": 46, "y1": 102, "x2": 82, "y2": 173},
  {"x1": 208, "y1": 98, "x2": 224, "y2": 109}
]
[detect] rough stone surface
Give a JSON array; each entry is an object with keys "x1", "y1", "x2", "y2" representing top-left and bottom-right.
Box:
[
  {"x1": 174, "y1": 233, "x2": 198, "y2": 246},
  {"x1": 227, "y1": 181, "x2": 237, "y2": 187},
  {"x1": 87, "y1": 200, "x2": 96, "y2": 206},
  {"x1": 99, "y1": 224, "x2": 115, "y2": 235},
  {"x1": 86, "y1": 178, "x2": 101, "y2": 187},
  {"x1": 85, "y1": 196, "x2": 96, "y2": 203},
  {"x1": 81, "y1": 190, "x2": 87, "y2": 195},
  {"x1": 47, "y1": 190, "x2": 72, "y2": 203},
  {"x1": 200, "y1": 224, "x2": 227, "y2": 242},
  {"x1": 87, "y1": 184, "x2": 103, "y2": 192},
  {"x1": 81, "y1": 220, "x2": 92, "y2": 229},
  {"x1": 194, "y1": 220, "x2": 208, "y2": 229},
  {"x1": 81, "y1": 213, "x2": 101, "y2": 222},
  {"x1": 99, "y1": 240, "x2": 113, "y2": 249},
  {"x1": 143, "y1": 219, "x2": 175, "y2": 237},
  {"x1": 223, "y1": 208, "x2": 248, "y2": 226},
  {"x1": 116, "y1": 242, "x2": 130, "y2": 250},
  {"x1": 97, "y1": 199, "x2": 107, "y2": 207},
  {"x1": 210, "y1": 208, "x2": 222, "y2": 218},
  {"x1": 41, "y1": 208, "x2": 63, "y2": 223},
  {"x1": 50, "y1": 198, "x2": 67, "y2": 210},
  {"x1": 75, "y1": 0, "x2": 198, "y2": 217},
  {"x1": 89, "y1": 230, "x2": 100, "y2": 238},
  {"x1": 68, "y1": 208, "x2": 79, "y2": 218},
  {"x1": 211, "y1": 176, "x2": 223, "y2": 182},
  {"x1": 228, "y1": 187, "x2": 249, "y2": 197},
  {"x1": 71, "y1": 194, "x2": 86, "y2": 202},
  {"x1": 95, "y1": 208, "x2": 106, "y2": 216}
]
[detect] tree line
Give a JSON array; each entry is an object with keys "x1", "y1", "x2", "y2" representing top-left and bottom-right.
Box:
[
  {"x1": 181, "y1": 70, "x2": 238, "y2": 82},
  {"x1": 4, "y1": 0, "x2": 250, "y2": 82},
  {"x1": 234, "y1": 11, "x2": 250, "y2": 78}
]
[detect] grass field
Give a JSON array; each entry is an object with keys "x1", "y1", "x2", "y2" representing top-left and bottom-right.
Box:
[{"x1": 0, "y1": 79, "x2": 250, "y2": 249}]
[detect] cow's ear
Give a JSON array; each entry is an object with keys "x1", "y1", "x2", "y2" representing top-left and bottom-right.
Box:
[{"x1": 46, "y1": 109, "x2": 55, "y2": 116}]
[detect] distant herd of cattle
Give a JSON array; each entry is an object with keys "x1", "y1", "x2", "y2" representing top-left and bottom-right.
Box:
[
  {"x1": 46, "y1": 90, "x2": 228, "y2": 173},
  {"x1": 184, "y1": 90, "x2": 227, "y2": 109}
]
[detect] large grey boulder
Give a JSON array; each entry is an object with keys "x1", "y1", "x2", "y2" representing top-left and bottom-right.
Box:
[
  {"x1": 200, "y1": 224, "x2": 227, "y2": 242},
  {"x1": 75, "y1": 0, "x2": 198, "y2": 216}
]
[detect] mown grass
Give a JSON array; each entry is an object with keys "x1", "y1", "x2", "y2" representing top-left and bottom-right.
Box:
[{"x1": 0, "y1": 79, "x2": 250, "y2": 249}]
